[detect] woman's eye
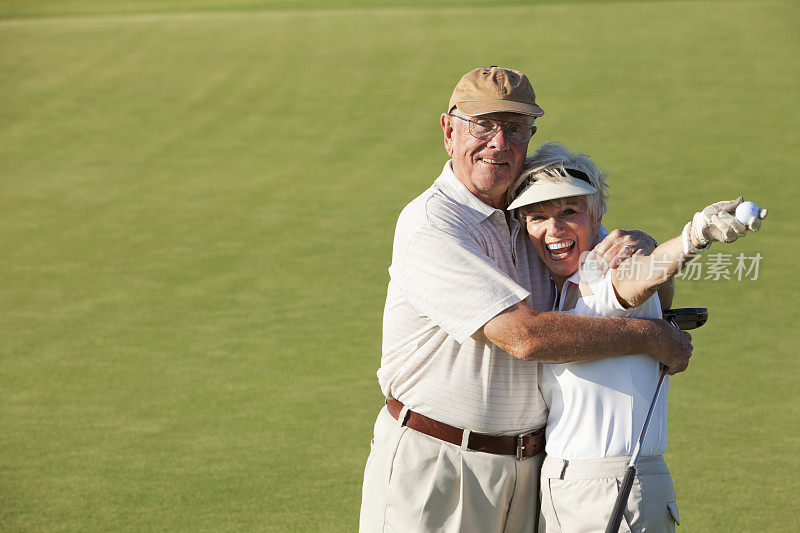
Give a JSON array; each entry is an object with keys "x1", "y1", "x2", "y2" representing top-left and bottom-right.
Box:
[{"x1": 562, "y1": 209, "x2": 577, "y2": 216}]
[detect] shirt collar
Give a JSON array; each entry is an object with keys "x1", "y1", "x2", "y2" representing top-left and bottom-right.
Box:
[
  {"x1": 434, "y1": 160, "x2": 502, "y2": 221},
  {"x1": 566, "y1": 269, "x2": 582, "y2": 286},
  {"x1": 550, "y1": 268, "x2": 581, "y2": 290},
  {"x1": 551, "y1": 268, "x2": 582, "y2": 289}
]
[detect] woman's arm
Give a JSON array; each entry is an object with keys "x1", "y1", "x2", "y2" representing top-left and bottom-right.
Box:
[
  {"x1": 657, "y1": 278, "x2": 675, "y2": 310},
  {"x1": 610, "y1": 236, "x2": 691, "y2": 309},
  {"x1": 591, "y1": 228, "x2": 676, "y2": 309},
  {"x1": 611, "y1": 197, "x2": 764, "y2": 308}
]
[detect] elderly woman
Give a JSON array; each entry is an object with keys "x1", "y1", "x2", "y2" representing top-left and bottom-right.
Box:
[{"x1": 506, "y1": 142, "x2": 763, "y2": 533}]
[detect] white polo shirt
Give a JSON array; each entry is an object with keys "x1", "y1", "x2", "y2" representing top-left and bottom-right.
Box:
[
  {"x1": 378, "y1": 161, "x2": 553, "y2": 436},
  {"x1": 540, "y1": 251, "x2": 667, "y2": 459}
]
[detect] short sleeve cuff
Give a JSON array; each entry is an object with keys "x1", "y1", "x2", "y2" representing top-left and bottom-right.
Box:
[{"x1": 452, "y1": 288, "x2": 531, "y2": 344}]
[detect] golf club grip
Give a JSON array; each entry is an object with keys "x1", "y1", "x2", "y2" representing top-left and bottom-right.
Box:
[{"x1": 604, "y1": 466, "x2": 636, "y2": 533}]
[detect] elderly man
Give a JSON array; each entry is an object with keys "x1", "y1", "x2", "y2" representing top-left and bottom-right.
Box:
[{"x1": 358, "y1": 66, "x2": 693, "y2": 533}]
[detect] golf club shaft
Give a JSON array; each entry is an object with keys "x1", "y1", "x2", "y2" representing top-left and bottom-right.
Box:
[
  {"x1": 604, "y1": 466, "x2": 636, "y2": 533},
  {"x1": 604, "y1": 319, "x2": 676, "y2": 533},
  {"x1": 631, "y1": 370, "x2": 667, "y2": 467},
  {"x1": 603, "y1": 370, "x2": 667, "y2": 533}
]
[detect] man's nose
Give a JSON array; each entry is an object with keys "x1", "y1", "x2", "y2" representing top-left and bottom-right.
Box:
[{"x1": 486, "y1": 126, "x2": 510, "y2": 149}]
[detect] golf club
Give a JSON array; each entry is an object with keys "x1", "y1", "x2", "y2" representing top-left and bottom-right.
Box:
[{"x1": 604, "y1": 307, "x2": 708, "y2": 533}]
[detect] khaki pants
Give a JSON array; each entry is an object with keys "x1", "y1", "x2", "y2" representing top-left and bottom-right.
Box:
[
  {"x1": 539, "y1": 455, "x2": 679, "y2": 533},
  {"x1": 359, "y1": 405, "x2": 544, "y2": 533}
]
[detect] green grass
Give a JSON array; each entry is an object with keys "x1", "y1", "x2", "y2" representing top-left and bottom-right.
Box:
[
  {"x1": 1, "y1": 0, "x2": 798, "y2": 531},
  {"x1": 0, "y1": 0, "x2": 674, "y2": 20}
]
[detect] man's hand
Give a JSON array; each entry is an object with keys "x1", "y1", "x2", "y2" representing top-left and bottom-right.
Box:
[
  {"x1": 648, "y1": 320, "x2": 693, "y2": 374},
  {"x1": 691, "y1": 197, "x2": 747, "y2": 247},
  {"x1": 592, "y1": 229, "x2": 659, "y2": 269}
]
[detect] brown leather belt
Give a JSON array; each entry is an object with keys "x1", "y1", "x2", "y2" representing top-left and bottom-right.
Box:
[{"x1": 386, "y1": 399, "x2": 544, "y2": 460}]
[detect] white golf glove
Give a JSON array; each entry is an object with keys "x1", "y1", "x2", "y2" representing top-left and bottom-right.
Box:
[{"x1": 691, "y1": 197, "x2": 748, "y2": 247}]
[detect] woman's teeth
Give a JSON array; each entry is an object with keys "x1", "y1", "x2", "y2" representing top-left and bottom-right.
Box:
[
  {"x1": 546, "y1": 240, "x2": 575, "y2": 259},
  {"x1": 481, "y1": 158, "x2": 504, "y2": 164}
]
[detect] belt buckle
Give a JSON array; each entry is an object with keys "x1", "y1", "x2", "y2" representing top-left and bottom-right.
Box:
[{"x1": 516, "y1": 430, "x2": 536, "y2": 461}]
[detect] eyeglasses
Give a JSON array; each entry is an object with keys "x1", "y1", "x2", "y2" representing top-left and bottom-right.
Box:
[{"x1": 449, "y1": 113, "x2": 537, "y2": 145}]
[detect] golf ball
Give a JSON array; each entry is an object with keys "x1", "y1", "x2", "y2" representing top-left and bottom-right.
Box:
[{"x1": 736, "y1": 201, "x2": 760, "y2": 223}]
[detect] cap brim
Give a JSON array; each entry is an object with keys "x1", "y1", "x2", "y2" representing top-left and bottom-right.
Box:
[
  {"x1": 458, "y1": 99, "x2": 544, "y2": 117},
  {"x1": 507, "y1": 178, "x2": 596, "y2": 211}
]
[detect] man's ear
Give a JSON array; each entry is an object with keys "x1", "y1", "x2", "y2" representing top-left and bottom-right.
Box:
[{"x1": 441, "y1": 113, "x2": 454, "y2": 156}]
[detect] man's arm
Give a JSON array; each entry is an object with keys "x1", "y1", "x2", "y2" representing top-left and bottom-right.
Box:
[{"x1": 481, "y1": 301, "x2": 693, "y2": 374}]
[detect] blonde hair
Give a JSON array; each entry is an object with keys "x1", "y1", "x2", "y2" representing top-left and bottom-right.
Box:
[{"x1": 508, "y1": 142, "x2": 609, "y2": 225}]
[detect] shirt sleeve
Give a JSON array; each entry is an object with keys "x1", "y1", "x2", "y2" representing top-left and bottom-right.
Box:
[
  {"x1": 585, "y1": 264, "x2": 662, "y2": 320},
  {"x1": 401, "y1": 225, "x2": 530, "y2": 343},
  {"x1": 589, "y1": 270, "x2": 632, "y2": 316}
]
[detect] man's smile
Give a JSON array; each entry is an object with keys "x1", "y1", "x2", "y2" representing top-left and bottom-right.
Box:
[{"x1": 478, "y1": 157, "x2": 508, "y2": 165}]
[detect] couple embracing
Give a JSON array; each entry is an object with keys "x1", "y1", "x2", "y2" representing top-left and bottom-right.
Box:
[{"x1": 359, "y1": 66, "x2": 759, "y2": 533}]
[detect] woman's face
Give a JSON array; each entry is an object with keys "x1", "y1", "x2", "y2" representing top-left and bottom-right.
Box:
[{"x1": 524, "y1": 196, "x2": 599, "y2": 286}]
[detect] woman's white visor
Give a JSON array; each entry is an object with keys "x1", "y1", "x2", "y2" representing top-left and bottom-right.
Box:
[{"x1": 507, "y1": 175, "x2": 597, "y2": 211}]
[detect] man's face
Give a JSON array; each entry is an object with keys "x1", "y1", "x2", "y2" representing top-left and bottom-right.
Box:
[
  {"x1": 441, "y1": 111, "x2": 532, "y2": 208},
  {"x1": 524, "y1": 196, "x2": 600, "y2": 285}
]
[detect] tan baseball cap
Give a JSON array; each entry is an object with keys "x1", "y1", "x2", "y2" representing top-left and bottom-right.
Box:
[{"x1": 448, "y1": 66, "x2": 544, "y2": 117}]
